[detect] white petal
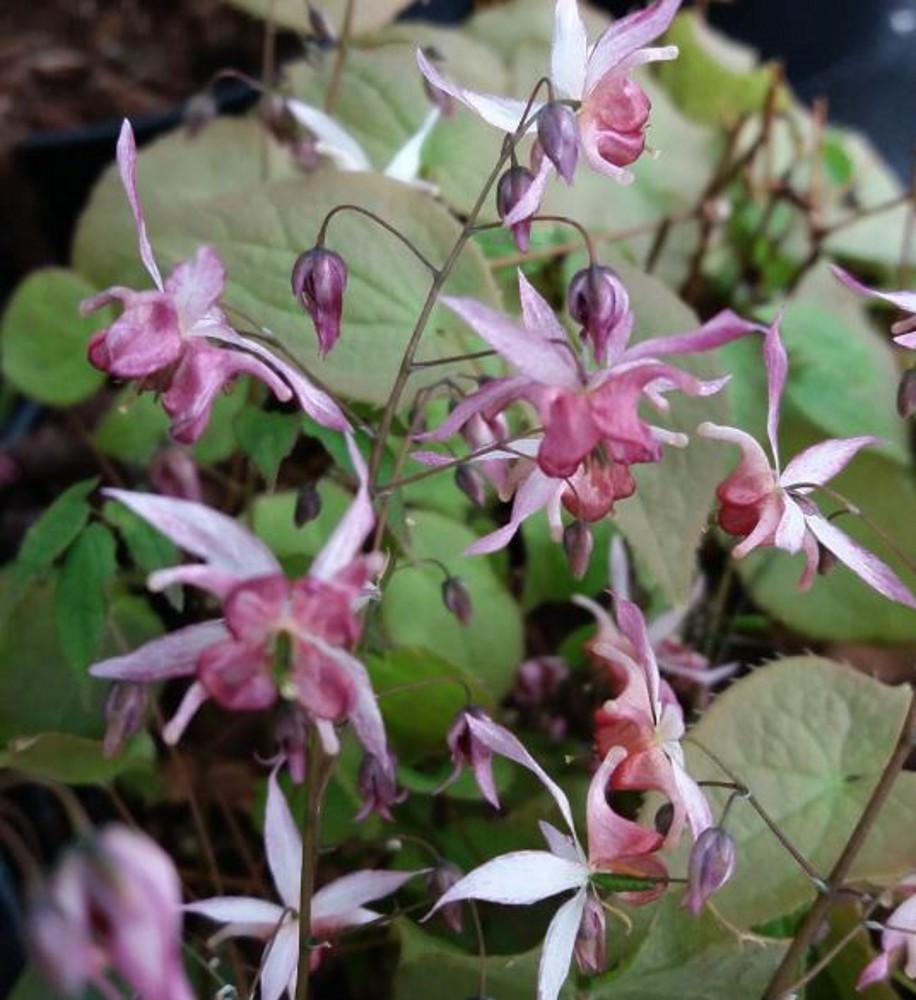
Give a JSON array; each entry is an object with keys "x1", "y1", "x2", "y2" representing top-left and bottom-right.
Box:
[
  {"x1": 538, "y1": 889, "x2": 587, "y2": 1000},
  {"x1": 551, "y1": 0, "x2": 588, "y2": 99},
  {"x1": 260, "y1": 922, "x2": 299, "y2": 1000},
  {"x1": 285, "y1": 98, "x2": 371, "y2": 171},
  {"x1": 312, "y1": 869, "x2": 421, "y2": 923},
  {"x1": 184, "y1": 896, "x2": 285, "y2": 928},
  {"x1": 90, "y1": 620, "x2": 228, "y2": 681},
  {"x1": 384, "y1": 109, "x2": 439, "y2": 182},
  {"x1": 266, "y1": 772, "x2": 303, "y2": 909}
]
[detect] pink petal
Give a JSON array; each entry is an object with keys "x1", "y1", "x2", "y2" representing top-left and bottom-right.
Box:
[
  {"x1": 503, "y1": 154, "x2": 554, "y2": 228},
  {"x1": 260, "y1": 922, "x2": 299, "y2": 1000},
  {"x1": 805, "y1": 515, "x2": 916, "y2": 609},
  {"x1": 147, "y1": 565, "x2": 243, "y2": 601},
  {"x1": 538, "y1": 391, "x2": 602, "y2": 478},
  {"x1": 856, "y1": 951, "x2": 893, "y2": 990},
  {"x1": 584, "y1": 0, "x2": 682, "y2": 96},
  {"x1": 310, "y1": 435, "x2": 374, "y2": 582},
  {"x1": 539, "y1": 889, "x2": 587, "y2": 1000},
  {"x1": 624, "y1": 309, "x2": 760, "y2": 362},
  {"x1": 697, "y1": 422, "x2": 776, "y2": 499},
  {"x1": 773, "y1": 496, "x2": 808, "y2": 554},
  {"x1": 441, "y1": 296, "x2": 581, "y2": 390},
  {"x1": 416, "y1": 49, "x2": 533, "y2": 133},
  {"x1": 612, "y1": 596, "x2": 660, "y2": 707},
  {"x1": 90, "y1": 620, "x2": 229, "y2": 682},
  {"x1": 780, "y1": 436, "x2": 878, "y2": 490},
  {"x1": 184, "y1": 896, "x2": 285, "y2": 929},
  {"x1": 539, "y1": 821, "x2": 581, "y2": 862},
  {"x1": 762, "y1": 316, "x2": 788, "y2": 469},
  {"x1": 551, "y1": 0, "x2": 588, "y2": 99},
  {"x1": 265, "y1": 772, "x2": 303, "y2": 910},
  {"x1": 162, "y1": 681, "x2": 210, "y2": 745},
  {"x1": 116, "y1": 120, "x2": 163, "y2": 290},
  {"x1": 429, "y1": 851, "x2": 587, "y2": 914},
  {"x1": 312, "y1": 869, "x2": 421, "y2": 924},
  {"x1": 831, "y1": 264, "x2": 916, "y2": 315},
  {"x1": 196, "y1": 639, "x2": 278, "y2": 711},
  {"x1": 88, "y1": 292, "x2": 183, "y2": 377},
  {"x1": 466, "y1": 466, "x2": 562, "y2": 554},
  {"x1": 586, "y1": 747, "x2": 663, "y2": 865},
  {"x1": 164, "y1": 246, "x2": 226, "y2": 327},
  {"x1": 669, "y1": 757, "x2": 714, "y2": 840},
  {"x1": 416, "y1": 375, "x2": 532, "y2": 443},
  {"x1": 104, "y1": 489, "x2": 280, "y2": 579}
]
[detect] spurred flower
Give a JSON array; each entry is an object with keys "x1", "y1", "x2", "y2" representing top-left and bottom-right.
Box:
[
  {"x1": 82, "y1": 120, "x2": 348, "y2": 442},
  {"x1": 428, "y1": 720, "x2": 667, "y2": 1000},
  {"x1": 857, "y1": 878, "x2": 916, "y2": 990},
  {"x1": 417, "y1": 0, "x2": 682, "y2": 219},
  {"x1": 186, "y1": 772, "x2": 425, "y2": 999},
  {"x1": 27, "y1": 826, "x2": 193, "y2": 1000},
  {"x1": 699, "y1": 318, "x2": 916, "y2": 606},
  {"x1": 90, "y1": 436, "x2": 390, "y2": 766}
]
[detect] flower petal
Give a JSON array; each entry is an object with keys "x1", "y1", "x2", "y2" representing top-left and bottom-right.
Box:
[
  {"x1": 805, "y1": 515, "x2": 916, "y2": 609},
  {"x1": 624, "y1": 309, "x2": 760, "y2": 362},
  {"x1": 503, "y1": 155, "x2": 554, "y2": 227},
  {"x1": 780, "y1": 436, "x2": 878, "y2": 490},
  {"x1": 164, "y1": 246, "x2": 225, "y2": 327},
  {"x1": 551, "y1": 0, "x2": 588, "y2": 99},
  {"x1": 465, "y1": 469, "x2": 561, "y2": 554},
  {"x1": 761, "y1": 316, "x2": 788, "y2": 469},
  {"x1": 116, "y1": 120, "x2": 163, "y2": 290},
  {"x1": 260, "y1": 922, "x2": 299, "y2": 1000},
  {"x1": 416, "y1": 375, "x2": 532, "y2": 443},
  {"x1": 265, "y1": 772, "x2": 303, "y2": 910},
  {"x1": 831, "y1": 264, "x2": 916, "y2": 316},
  {"x1": 538, "y1": 889, "x2": 587, "y2": 1000},
  {"x1": 285, "y1": 98, "x2": 372, "y2": 171},
  {"x1": 103, "y1": 489, "x2": 280, "y2": 579},
  {"x1": 416, "y1": 49, "x2": 533, "y2": 133},
  {"x1": 312, "y1": 869, "x2": 422, "y2": 925},
  {"x1": 586, "y1": 747, "x2": 663, "y2": 864},
  {"x1": 384, "y1": 109, "x2": 440, "y2": 182},
  {"x1": 90, "y1": 620, "x2": 229, "y2": 682},
  {"x1": 184, "y1": 896, "x2": 285, "y2": 929}
]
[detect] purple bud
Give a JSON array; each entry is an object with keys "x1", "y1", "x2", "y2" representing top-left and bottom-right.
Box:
[
  {"x1": 291, "y1": 246, "x2": 348, "y2": 356},
  {"x1": 496, "y1": 166, "x2": 536, "y2": 253},
  {"x1": 274, "y1": 706, "x2": 309, "y2": 785},
  {"x1": 308, "y1": 4, "x2": 337, "y2": 45},
  {"x1": 513, "y1": 657, "x2": 569, "y2": 708},
  {"x1": 683, "y1": 827, "x2": 737, "y2": 915},
  {"x1": 898, "y1": 368, "x2": 916, "y2": 419},
  {"x1": 356, "y1": 750, "x2": 406, "y2": 821},
  {"x1": 816, "y1": 541, "x2": 838, "y2": 577},
  {"x1": 563, "y1": 519, "x2": 594, "y2": 580},
  {"x1": 537, "y1": 102, "x2": 579, "y2": 184},
  {"x1": 455, "y1": 464, "x2": 487, "y2": 507},
  {"x1": 442, "y1": 576, "x2": 473, "y2": 626},
  {"x1": 443, "y1": 707, "x2": 499, "y2": 808},
  {"x1": 150, "y1": 447, "x2": 203, "y2": 502},
  {"x1": 294, "y1": 481, "x2": 322, "y2": 526},
  {"x1": 103, "y1": 683, "x2": 149, "y2": 758},
  {"x1": 567, "y1": 265, "x2": 633, "y2": 365},
  {"x1": 429, "y1": 862, "x2": 465, "y2": 933},
  {"x1": 573, "y1": 894, "x2": 608, "y2": 975}
]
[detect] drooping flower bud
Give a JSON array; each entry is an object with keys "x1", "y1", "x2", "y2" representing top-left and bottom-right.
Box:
[
  {"x1": 428, "y1": 861, "x2": 465, "y2": 933},
  {"x1": 563, "y1": 519, "x2": 594, "y2": 579},
  {"x1": 441, "y1": 707, "x2": 499, "y2": 808},
  {"x1": 496, "y1": 166, "x2": 536, "y2": 253},
  {"x1": 817, "y1": 541, "x2": 839, "y2": 577},
  {"x1": 567, "y1": 265, "x2": 632, "y2": 365},
  {"x1": 103, "y1": 683, "x2": 149, "y2": 758},
  {"x1": 273, "y1": 705, "x2": 309, "y2": 784},
  {"x1": 573, "y1": 894, "x2": 608, "y2": 975},
  {"x1": 150, "y1": 447, "x2": 204, "y2": 502},
  {"x1": 307, "y1": 4, "x2": 337, "y2": 46},
  {"x1": 182, "y1": 89, "x2": 219, "y2": 137},
  {"x1": 537, "y1": 102, "x2": 579, "y2": 184},
  {"x1": 442, "y1": 576, "x2": 473, "y2": 626},
  {"x1": 682, "y1": 827, "x2": 737, "y2": 915},
  {"x1": 455, "y1": 463, "x2": 487, "y2": 507},
  {"x1": 294, "y1": 480, "x2": 323, "y2": 526},
  {"x1": 898, "y1": 368, "x2": 916, "y2": 419},
  {"x1": 291, "y1": 246, "x2": 348, "y2": 356},
  {"x1": 356, "y1": 750, "x2": 407, "y2": 821}
]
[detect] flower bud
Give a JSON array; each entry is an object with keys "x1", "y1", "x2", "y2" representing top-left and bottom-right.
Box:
[
  {"x1": 496, "y1": 166, "x2": 536, "y2": 253},
  {"x1": 442, "y1": 706, "x2": 499, "y2": 808},
  {"x1": 455, "y1": 463, "x2": 487, "y2": 507},
  {"x1": 103, "y1": 683, "x2": 149, "y2": 758},
  {"x1": 291, "y1": 246, "x2": 348, "y2": 356},
  {"x1": 898, "y1": 368, "x2": 916, "y2": 419},
  {"x1": 428, "y1": 862, "x2": 465, "y2": 933},
  {"x1": 817, "y1": 541, "x2": 839, "y2": 577},
  {"x1": 537, "y1": 102, "x2": 579, "y2": 184},
  {"x1": 307, "y1": 4, "x2": 337, "y2": 46},
  {"x1": 150, "y1": 447, "x2": 203, "y2": 502},
  {"x1": 567, "y1": 265, "x2": 632, "y2": 365},
  {"x1": 356, "y1": 750, "x2": 407, "y2": 821},
  {"x1": 682, "y1": 827, "x2": 737, "y2": 915},
  {"x1": 573, "y1": 894, "x2": 608, "y2": 975},
  {"x1": 563, "y1": 519, "x2": 594, "y2": 579},
  {"x1": 442, "y1": 576, "x2": 473, "y2": 626},
  {"x1": 294, "y1": 481, "x2": 322, "y2": 526},
  {"x1": 274, "y1": 706, "x2": 309, "y2": 784},
  {"x1": 182, "y1": 90, "x2": 218, "y2": 137},
  {"x1": 513, "y1": 657, "x2": 569, "y2": 709}
]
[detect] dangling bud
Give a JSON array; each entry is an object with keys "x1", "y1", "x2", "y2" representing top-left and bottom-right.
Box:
[
  {"x1": 573, "y1": 894, "x2": 608, "y2": 975},
  {"x1": 274, "y1": 706, "x2": 309, "y2": 784},
  {"x1": 442, "y1": 576, "x2": 473, "y2": 626},
  {"x1": 182, "y1": 90, "x2": 218, "y2": 137},
  {"x1": 496, "y1": 166, "x2": 536, "y2": 253},
  {"x1": 682, "y1": 827, "x2": 737, "y2": 915},
  {"x1": 356, "y1": 750, "x2": 407, "y2": 821},
  {"x1": 654, "y1": 802, "x2": 675, "y2": 837},
  {"x1": 307, "y1": 4, "x2": 337, "y2": 47},
  {"x1": 150, "y1": 447, "x2": 203, "y2": 502},
  {"x1": 537, "y1": 103, "x2": 579, "y2": 184},
  {"x1": 563, "y1": 519, "x2": 594, "y2": 579},
  {"x1": 428, "y1": 862, "x2": 465, "y2": 933},
  {"x1": 291, "y1": 247, "x2": 348, "y2": 356},
  {"x1": 294, "y1": 481, "x2": 322, "y2": 526},
  {"x1": 420, "y1": 46, "x2": 455, "y2": 117},
  {"x1": 455, "y1": 464, "x2": 487, "y2": 507},
  {"x1": 103, "y1": 683, "x2": 149, "y2": 758},
  {"x1": 898, "y1": 368, "x2": 916, "y2": 419},
  {"x1": 816, "y1": 541, "x2": 838, "y2": 577},
  {"x1": 441, "y1": 707, "x2": 499, "y2": 807},
  {"x1": 567, "y1": 265, "x2": 632, "y2": 365}
]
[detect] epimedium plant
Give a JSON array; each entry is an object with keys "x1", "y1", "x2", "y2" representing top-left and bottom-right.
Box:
[{"x1": 1, "y1": 1, "x2": 916, "y2": 999}]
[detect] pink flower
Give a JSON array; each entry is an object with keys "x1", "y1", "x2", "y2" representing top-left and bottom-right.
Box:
[
  {"x1": 832, "y1": 265, "x2": 916, "y2": 347},
  {"x1": 427, "y1": 717, "x2": 666, "y2": 1000},
  {"x1": 699, "y1": 318, "x2": 916, "y2": 606},
  {"x1": 186, "y1": 772, "x2": 424, "y2": 999},
  {"x1": 27, "y1": 826, "x2": 193, "y2": 1000},
  {"x1": 857, "y1": 878, "x2": 916, "y2": 990},
  {"x1": 90, "y1": 436, "x2": 390, "y2": 765},
  {"x1": 588, "y1": 593, "x2": 713, "y2": 847},
  {"x1": 82, "y1": 120, "x2": 348, "y2": 442},
  {"x1": 417, "y1": 0, "x2": 682, "y2": 219}
]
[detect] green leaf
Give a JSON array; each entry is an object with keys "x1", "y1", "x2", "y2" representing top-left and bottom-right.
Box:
[
  {"x1": 656, "y1": 12, "x2": 777, "y2": 125},
  {"x1": 0, "y1": 731, "x2": 154, "y2": 785},
  {"x1": 103, "y1": 500, "x2": 178, "y2": 576},
  {"x1": 0, "y1": 268, "x2": 105, "y2": 406},
  {"x1": 685, "y1": 657, "x2": 916, "y2": 928},
  {"x1": 0, "y1": 268, "x2": 107, "y2": 406},
  {"x1": 252, "y1": 483, "x2": 351, "y2": 574},
  {"x1": 592, "y1": 896, "x2": 788, "y2": 999},
  {"x1": 234, "y1": 406, "x2": 300, "y2": 485},
  {"x1": 380, "y1": 509, "x2": 523, "y2": 698},
  {"x1": 10, "y1": 477, "x2": 98, "y2": 583},
  {"x1": 366, "y1": 647, "x2": 491, "y2": 762},
  {"x1": 222, "y1": 0, "x2": 414, "y2": 34},
  {"x1": 54, "y1": 522, "x2": 118, "y2": 674},
  {"x1": 73, "y1": 120, "x2": 502, "y2": 412}
]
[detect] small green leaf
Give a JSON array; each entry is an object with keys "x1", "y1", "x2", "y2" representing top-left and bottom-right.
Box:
[
  {"x1": 234, "y1": 406, "x2": 300, "y2": 485},
  {"x1": 0, "y1": 268, "x2": 107, "y2": 405},
  {"x1": 103, "y1": 500, "x2": 178, "y2": 576},
  {"x1": 0, "y1": 731, "x2": 154, "y2": 785},
  {"x1": 55, "y1": 522, "x2": 118, "y2": 673},
  {"x1": 685, "y1": 657, "x2": 916, "y2": 928}
]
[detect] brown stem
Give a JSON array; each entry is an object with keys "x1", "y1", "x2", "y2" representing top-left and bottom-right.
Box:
[
  {"x1": 763, "y1": 686, "x2": 916, "y2": 999},
  {"x1": 325, "y1": 0, "x2": 355, "y2": 115}
]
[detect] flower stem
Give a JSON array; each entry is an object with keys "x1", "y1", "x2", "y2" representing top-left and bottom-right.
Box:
[
  {"x1": 325, "y1": 0, "x2": 355, "y2": 115},
  {"x1": 762, "y1": 686, "x2": 916, "y2": 999}
]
